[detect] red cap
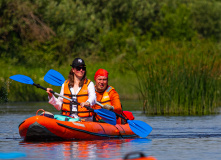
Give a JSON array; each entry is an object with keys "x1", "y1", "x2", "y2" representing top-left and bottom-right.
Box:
[{"x1": 94, "y1": 69, "x2": 109, "y2": 80}]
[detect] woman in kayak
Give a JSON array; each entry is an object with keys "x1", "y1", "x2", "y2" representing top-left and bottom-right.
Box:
[{"x1": 46, "y1": 58, "x2": 96, "y2": 121}]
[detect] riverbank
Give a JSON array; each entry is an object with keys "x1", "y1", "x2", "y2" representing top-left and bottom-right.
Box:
[{"x1": 1, "y1": 38, "x2": 220, "y2": 115}]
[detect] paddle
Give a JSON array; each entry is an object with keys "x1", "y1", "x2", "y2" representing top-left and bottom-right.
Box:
[
  {"x1": 96, "y1": 102, "x2": 152, "y2": 138},
  {"x1": 44, "y1": 69, "x2": 153, "y2": 138},
  {"x1": 9, "y1": 74, "x2": 116, "y2": 125},
  {"x1": 44, "y1": 69, "x2": 65, "y2": 86}
]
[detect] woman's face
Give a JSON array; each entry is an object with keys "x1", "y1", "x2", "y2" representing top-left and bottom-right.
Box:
[{"x1": 72, "y1": 65, "x2": 86, "y2": 79}]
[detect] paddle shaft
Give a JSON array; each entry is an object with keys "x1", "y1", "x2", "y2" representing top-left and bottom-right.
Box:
[
  {"x1": 33, "y1": 83, "x2": 94, "y2": 111},
  {"x1": 40, "y1": 82, "x2": 125, "y2": 119},
  {"x1": 10, "y1": 74, "x2": 117, "y2": 125},
  {"x1": 34, "y1": 82, "x2": 116, "y2": 124},
  {"x1": 37, "y1": 82, "x2": 89, "y2": 109},
  {"x1": 33, "y1": 83, "x2": 73, "y2": 102},
  {"x1": 40, "y1": 81, "x2": 124, "y2": 115},
  {"x1": 43, "y1": 69, "x2": 121, "y2": 115}
]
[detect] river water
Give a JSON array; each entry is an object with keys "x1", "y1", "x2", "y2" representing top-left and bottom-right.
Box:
[{"x1": 0, "y1": 101, "x2": 221, "y2": 160}]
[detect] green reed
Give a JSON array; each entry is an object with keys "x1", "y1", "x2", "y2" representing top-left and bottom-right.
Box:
[{"x1": 132, "y1": 39, "x2": 221, "y2": 115}]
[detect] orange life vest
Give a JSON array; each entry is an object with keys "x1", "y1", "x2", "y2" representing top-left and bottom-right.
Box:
[
  {"x1": 97, "y1": 86, "x2": 113, "y2": 106},
  {"x1": 95, "y1": 86, "x2": 120, "y2": 123},
  {"x1": 61, "y1": 79, "x2": 93, "y2": 117}
]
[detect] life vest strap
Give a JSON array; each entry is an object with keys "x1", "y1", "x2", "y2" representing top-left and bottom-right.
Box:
[
  {"x1": 63, "y1": 102, "x2": 78, "y2": 105},
  {"x1": 76, "y1": 94, "x2": 88, "y2": 97},
  {"x1": 63, "y1": 94, "x2": 88, "y2": 97},
  {"x1": 63, "y1": 94, "x2": 72, "y2": 98},
  {"x1": 61, "y1": 110, "x2": 92, "y2": 114}
]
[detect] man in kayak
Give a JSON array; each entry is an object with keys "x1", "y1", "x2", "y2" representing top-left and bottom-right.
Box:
[
  {"x1": 93, "y1": 69, "x2": 123, "y2": 124},
  {"x1": 46, "y1": 58, "x2": 96, "y2": 121}
]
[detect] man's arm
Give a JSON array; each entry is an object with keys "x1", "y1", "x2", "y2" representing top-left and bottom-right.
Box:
[{"x1": 109, "y1": 89, "x2": 122, "y2": 114}]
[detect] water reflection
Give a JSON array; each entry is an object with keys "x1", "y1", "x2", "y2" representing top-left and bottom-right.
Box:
[
  {"x1": 130, "y1": 138, "x2": 152, "y2": 144},
  {"x1": 19, "y1": 139, "x2": 149, "y2": 159}
]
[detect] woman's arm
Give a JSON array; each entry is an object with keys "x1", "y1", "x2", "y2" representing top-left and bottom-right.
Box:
[
  {"x1": 48, "y1": 84, "x2": 64, "y2": 111},
  {"x1": 86, "y1": 81, "x2": 96, "y2": 106}
]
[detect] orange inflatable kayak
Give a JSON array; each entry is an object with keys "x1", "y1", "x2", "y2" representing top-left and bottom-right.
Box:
[
  {"x1": 114, "y1": 152, "x2": 157, "y2": 160},
  {"x1": 19, "y1": 110, "x2": 138, "y2": 141}
]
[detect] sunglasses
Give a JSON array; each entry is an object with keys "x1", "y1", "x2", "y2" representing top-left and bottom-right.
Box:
[{"x1": 76, "y1": 66, "x2": 86, "y2": 71}]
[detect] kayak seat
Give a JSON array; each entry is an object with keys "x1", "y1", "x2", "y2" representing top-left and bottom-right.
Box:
[{"x1": 54, "y1": 115, "x2": 80, "y2": 122}]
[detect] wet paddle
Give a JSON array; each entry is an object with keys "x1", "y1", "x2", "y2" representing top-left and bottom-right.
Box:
[
  {"x1": 44, "y1": 69, "x2": 152, "y2": 138},
  {"x1": 96, "y1": 102, "x2": 152, "y2": 138},
  {"x1": 9, "y1": 74, "x2": 116, "y2": 125}
]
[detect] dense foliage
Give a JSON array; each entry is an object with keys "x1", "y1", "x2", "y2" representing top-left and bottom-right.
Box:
[
  {"x1": 0, "y1": 0, "x2": 220, "y2": 115},
  {"x1": 1, "y1": 0, "x2": 221, "y2": 67}
]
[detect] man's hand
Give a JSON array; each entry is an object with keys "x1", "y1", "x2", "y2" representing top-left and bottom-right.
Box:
[{"x1": 103, "y1": 104, "x2": 114, "y2": 110}]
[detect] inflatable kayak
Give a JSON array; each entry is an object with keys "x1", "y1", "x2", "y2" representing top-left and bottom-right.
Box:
[{"x1": 19, "y1": 109, "x2": 138, "y2": 141}]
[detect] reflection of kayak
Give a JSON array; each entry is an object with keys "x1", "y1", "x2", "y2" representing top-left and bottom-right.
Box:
[
  {"x1": 114, "y1": 152, "x2": 157, "y2": 160},
  {"x1": 19, "y1": 110, "x2": 138, "y2": 141}
]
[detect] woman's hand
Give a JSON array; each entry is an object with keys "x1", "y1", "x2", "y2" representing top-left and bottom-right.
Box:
[
  {"x1": 80, "y1": 101, "x2": 90, "y2": 108},
  {"x1": 46, "y1": 88, "x2": 53, "y2": 98}
]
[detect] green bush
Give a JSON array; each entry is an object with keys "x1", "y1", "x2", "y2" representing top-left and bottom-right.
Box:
[
  {"x1": 191, "y1": 0, "x2": 221, "y2": 41},
  {"x1": 1, "y1": 0, "x2": 221, "y2": 68},
  {"x1": 152, "y1": 2, "x2": 196, "y2": 40}
]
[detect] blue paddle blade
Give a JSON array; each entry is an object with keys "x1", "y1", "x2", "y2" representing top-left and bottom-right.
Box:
[
  {"x1": 44, "y1": 69, "x2": 65, "y2": 86},
  {"x1": 9, "y1": 75, "x2": 34, "y2": 85},
  {"x1": 128, "y1": 120, "x2": 152, "y2": 138},
  {"x1": 94, "y1": 108, "x2": 116, "y2": 125}
]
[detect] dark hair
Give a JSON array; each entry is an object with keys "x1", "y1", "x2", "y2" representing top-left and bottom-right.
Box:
[{"x1": 68, "y1": 68, "x2": 87, "y2": 87}]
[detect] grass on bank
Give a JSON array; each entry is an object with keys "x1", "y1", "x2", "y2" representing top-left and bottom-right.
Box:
[{"x1": 131, "y1": 38, "x2": 221, "y2": 115}]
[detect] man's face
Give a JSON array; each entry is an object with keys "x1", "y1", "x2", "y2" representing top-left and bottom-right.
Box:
[{"x1": 95, "y1": 76, "x2": 108, "y2": 92}]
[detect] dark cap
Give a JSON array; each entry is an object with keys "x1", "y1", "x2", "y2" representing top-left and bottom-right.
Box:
[{"x1": 70, "y1": 58, "x2": 86, "y2": 67}]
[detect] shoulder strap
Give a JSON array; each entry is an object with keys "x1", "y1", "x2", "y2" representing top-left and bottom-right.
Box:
[
  {"x1": 64, "y1": 80, "x2": 69, "y2": 84},
  {"x1": 106, "y1": 85, "x2": 114, "y2": 93}
]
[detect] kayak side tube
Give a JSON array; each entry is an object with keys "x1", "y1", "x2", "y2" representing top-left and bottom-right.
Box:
[{"x1": 19, "y1": 116, "x2": 138, "y2": 141}]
